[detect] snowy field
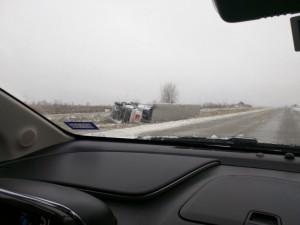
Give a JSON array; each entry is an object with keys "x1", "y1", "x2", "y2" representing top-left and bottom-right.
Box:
[
  {"x1": 45, "y1": 111, "x2": 139, "y2": 133},
  {"x1": 44, "y1": 106, "x2": 267, "y2": 136},
  {"x1": 86, "y1": 108, "x2": 269, "y2": 138}
]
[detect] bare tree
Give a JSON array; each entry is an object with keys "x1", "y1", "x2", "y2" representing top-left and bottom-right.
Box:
[{"x1": 160, "y1": 82, "x2": 179, "y2": 103}]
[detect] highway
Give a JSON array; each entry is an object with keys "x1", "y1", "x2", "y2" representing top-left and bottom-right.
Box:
[{"x1": 141, "y1": 108, "x2": 300, "y2": 146}]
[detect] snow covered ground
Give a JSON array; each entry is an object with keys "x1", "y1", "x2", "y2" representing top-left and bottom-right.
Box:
[{"x1": 86, "y1": 108, "x2": 269, "y2": 138}]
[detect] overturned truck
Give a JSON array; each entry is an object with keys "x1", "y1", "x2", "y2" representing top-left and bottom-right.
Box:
[{"x1": 110, "y1": 102, "x2": 154, "y2": 123}]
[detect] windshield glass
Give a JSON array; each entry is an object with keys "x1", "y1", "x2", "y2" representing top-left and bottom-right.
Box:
[{"x1": 1, "y1": 0, "x2": 300, "y2": 146}]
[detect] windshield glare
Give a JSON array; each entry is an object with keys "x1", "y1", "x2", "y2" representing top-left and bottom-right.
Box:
[{"x1": 1, "y1": 0, "x2": 300, "y2": 147}]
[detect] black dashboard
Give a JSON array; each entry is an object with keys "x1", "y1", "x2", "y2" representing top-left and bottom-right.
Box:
[
  {"x1": 1, "y1": 140, "x2": 300, "y2": 225},
  {"x1": 0, "y1": 179, "x2": 116, "y2": 225}
]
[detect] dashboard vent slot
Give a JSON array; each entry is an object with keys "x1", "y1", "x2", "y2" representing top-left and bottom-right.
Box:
[{"x1": 245, "y1": 211, "x2": 281, "y2": 225}]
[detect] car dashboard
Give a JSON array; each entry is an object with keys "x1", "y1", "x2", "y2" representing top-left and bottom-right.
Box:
[{"x1": 0, "y1": 140, "x2": 300, "y2": 225}]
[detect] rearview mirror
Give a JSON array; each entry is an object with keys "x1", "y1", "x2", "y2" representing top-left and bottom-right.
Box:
[{"x1": 213, "y1": 0, "x2": 300, "y2": 23}]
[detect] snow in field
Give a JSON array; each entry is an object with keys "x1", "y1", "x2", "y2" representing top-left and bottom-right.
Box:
[
  {"x1": 86, "y1": 108, "x2": 269, "y2": 138},
  {"x1": 45, "y1": 112, "x2": 110, "y2": 121}
]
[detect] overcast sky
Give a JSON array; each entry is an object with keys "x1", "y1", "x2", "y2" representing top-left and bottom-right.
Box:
[{"x1": 1, "y1": 0, "x2": 300, "y2": 106}]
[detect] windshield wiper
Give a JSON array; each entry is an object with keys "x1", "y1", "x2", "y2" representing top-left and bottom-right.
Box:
[
  {"x1": 138, "y1": 136, "x2": 300, "y2": 155},
  {"x1": 139, "y1": 136, "x2": 258, "y2": 146}
]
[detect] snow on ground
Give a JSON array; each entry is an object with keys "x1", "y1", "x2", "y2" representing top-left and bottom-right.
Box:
[
  {"x1": 45, "y1": 112, "x2": 110, "y2": 121},
  {"x1": 86, "y1": 108, "x2": 270, "y2": 138}
]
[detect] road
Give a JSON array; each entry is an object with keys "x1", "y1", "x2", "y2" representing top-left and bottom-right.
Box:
[{"x1": 141, "y1": 108, "x2": 300, "y2": 146}]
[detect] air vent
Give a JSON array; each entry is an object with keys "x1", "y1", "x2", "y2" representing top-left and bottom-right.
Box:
[{"x1": 245, "y1": 211, "x2": 281, "y2": 225}]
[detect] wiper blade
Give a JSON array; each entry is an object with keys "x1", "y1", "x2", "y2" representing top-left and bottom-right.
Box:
[
  {"x1": 138, "y1": 136, "x2": 300, "y2": 155},
  {"x1": 139, "y1": 136, "x2": 258, "y2": 145}
]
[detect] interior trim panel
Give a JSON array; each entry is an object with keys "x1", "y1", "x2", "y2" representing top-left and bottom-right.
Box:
[
  {"x1": 0, "y1": 149, "x2": 219, "y2": 198},
  {"x1": 0, "y1": 178, "x2": 116, "y2": 225},
  {"x1": 1, "y1": 140, "x2": 300, "y2": 225},
  {"x1": 180, "y1": 175, "x2": 300, "y2": 225}
]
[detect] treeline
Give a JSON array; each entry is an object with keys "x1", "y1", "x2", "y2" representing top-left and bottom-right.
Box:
[
  {"x1": 200, "y1": 101, "x2": 252, "y2": 108},
  {"x1": 27, "y1": 101, "x2": 111, "y2": 114},
  {"x1": 27, "y1": 100, "x2": 251, "y2": 114}
]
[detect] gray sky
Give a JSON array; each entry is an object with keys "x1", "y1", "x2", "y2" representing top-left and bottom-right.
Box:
[{"x1": 1, "y1": 0, "x2": 300, "y2": 106}]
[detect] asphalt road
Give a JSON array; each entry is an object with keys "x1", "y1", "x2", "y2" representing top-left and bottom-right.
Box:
[{"x1": 141, "y1": 108, "x2": 300, "y2": 146}]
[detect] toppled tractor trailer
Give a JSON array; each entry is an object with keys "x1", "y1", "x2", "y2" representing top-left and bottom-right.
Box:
[{"x1": 110, "y1": 102, "x2": 154, "y2": 123}]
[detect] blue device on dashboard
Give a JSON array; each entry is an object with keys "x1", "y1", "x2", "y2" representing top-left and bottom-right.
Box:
[{"x1": 64, "y1": 122, "x2": 99, "y2": 130}]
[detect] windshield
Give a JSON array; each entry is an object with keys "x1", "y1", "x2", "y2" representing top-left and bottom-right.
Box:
[{"x1": 1, "y1": 0, "x2": 300, "y2": 147}]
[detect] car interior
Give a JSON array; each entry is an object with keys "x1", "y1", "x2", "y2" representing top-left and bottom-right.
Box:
[{"x1": 1, "y1": 0, "x2": 300, "y2": 225}]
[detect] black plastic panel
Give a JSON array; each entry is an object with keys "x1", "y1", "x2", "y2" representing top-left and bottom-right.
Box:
[
  {"x1": 14, "y1": 140, "x2": 300, "y2": 173},
  {"x1": 180, "y1": 176, "x2": 300, "y2": 225},
  {"x1": 0, "y1": 178, "x2": 116, "y2": 225},
  {"x1": 0, "y1": 151, "x2": 218, "y2": 197},
  {"x1": 214, "y1": 0, "x2": 300, "y2": 23},
  {"x1": 1, "y1": 140, "x2": 300, "y2": 225}
]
